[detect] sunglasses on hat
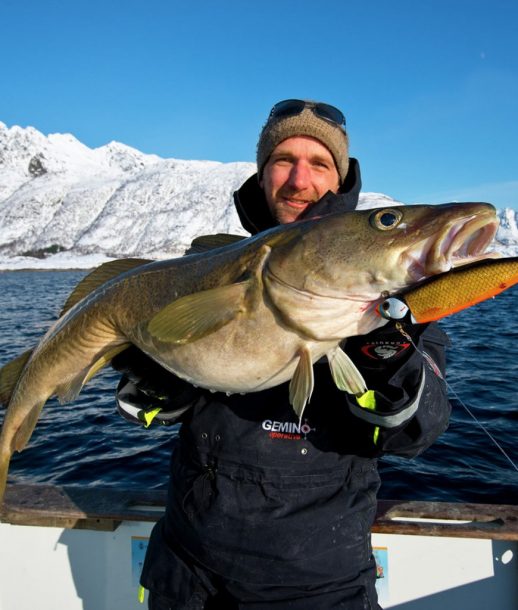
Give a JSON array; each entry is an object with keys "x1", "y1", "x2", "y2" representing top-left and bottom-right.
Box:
[{"x1": 267, "y1": 99, "x2": 346, "y2": 129}]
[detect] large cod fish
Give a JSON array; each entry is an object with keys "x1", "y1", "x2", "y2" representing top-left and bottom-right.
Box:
[{"x1": 0, "y1": 202, "x2": 500, "y2": 502}]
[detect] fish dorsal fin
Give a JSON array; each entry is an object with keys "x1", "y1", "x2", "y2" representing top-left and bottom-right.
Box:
[
  {"x1": 0, "y1": 349, "x2": 33, "y2": 407},
  {"x1": 60, "y1": 258, "x2": 153, "y2": 315},
  {"x1": 289, "y1": 346, "x2": 314, "y2": 421},
  {"x1": 186, "y1": 233, "x2": 247, "y2": 255},
  {"x1": 327, "y1": 346, "x2": 367, "y2": 396},
  {"x1": 148, "y1": 282, "x2": 250, "y2": 344}
]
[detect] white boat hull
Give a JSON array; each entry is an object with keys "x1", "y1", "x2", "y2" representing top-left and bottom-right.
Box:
[{"x1": 0, "y1": 485, "x2": 516, "y2": 610}]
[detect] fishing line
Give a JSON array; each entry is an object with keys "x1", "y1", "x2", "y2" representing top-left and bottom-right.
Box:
[
  {"x1": 444, "y1": 381, "x2": 518, "y2": 473},
  {"x1": 396, "y1": 323, "x2": 518, "y2": 473}
]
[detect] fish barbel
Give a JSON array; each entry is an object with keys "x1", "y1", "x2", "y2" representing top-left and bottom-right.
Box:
[{"x1": 0, "y1": 202, "x2": 499, "y2": 501}]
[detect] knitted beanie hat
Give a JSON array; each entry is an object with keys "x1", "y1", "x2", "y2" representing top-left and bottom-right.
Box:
[{"x1": 256, "y1": 105, "x2": 349, "y2": 183}]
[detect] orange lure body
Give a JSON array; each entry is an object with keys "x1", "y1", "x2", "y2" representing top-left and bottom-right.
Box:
[{"x1": 402, "y1": 257, "x2": 518, "y2": 323}]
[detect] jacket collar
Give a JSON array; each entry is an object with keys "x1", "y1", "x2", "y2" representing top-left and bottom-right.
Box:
[{"x1": 233, "y1": 157, "x2": 362, "y2": 235}]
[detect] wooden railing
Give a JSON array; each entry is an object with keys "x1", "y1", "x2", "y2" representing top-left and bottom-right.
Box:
[{"x1": 1, "y1": 484, "x2": 517, "y2": 540}]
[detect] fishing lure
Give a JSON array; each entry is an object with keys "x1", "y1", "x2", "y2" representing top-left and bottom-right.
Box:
[{"x1": 378, "y1": 256, "x2": 518, "y2": 323}]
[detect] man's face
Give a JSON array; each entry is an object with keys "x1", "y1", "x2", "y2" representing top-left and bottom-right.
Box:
[{"x1": 260, "y1": 135, "x2": 341, "y2": 225}]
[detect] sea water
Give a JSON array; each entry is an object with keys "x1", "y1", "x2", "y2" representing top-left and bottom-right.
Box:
[{"x1": 0, "y1": 270, "x2": 516, "y2": 504}]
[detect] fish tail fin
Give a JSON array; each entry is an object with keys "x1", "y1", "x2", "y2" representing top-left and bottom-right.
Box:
[
  {"x1": 0, "y1": 452, "x2": 10, "y2": 505},
  {"x1": 0, "y1": 409, "x2": 28, "y2": 503},
  {"x1": 0, "y1": 349, "x2": 33, "y2": 407}
]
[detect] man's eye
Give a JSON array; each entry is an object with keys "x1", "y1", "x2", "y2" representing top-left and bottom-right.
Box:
[{"x1": 311, "y1": 159, "x2": 332, "y2": 170}]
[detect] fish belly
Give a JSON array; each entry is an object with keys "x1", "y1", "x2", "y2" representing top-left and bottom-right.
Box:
[{"x1": 133, "y1": 307, "x2": 337, "y2": 394}]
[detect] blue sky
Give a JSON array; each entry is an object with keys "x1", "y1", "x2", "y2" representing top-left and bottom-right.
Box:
[{"x1": 2, "y1": 0, "x2": 517, "y2": 208}]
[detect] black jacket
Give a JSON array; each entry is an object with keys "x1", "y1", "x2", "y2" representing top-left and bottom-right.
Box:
[{"x1": 118, "y1": 158, "x2": 451, "y2": 605}]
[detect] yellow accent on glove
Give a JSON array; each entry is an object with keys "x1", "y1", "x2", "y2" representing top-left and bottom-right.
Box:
[
  {"x1": 356, "y1": 390, "x2": 380, "y2": 445},
  {"x1": 138, "y1": 585, "x2": 146, "y2": 603},
  {"x1": 143, "y1": 407, "x2": 163, "y2": 428},
  {"x1": 356, "y1": 389, "x2": 376, "y2": 410}
]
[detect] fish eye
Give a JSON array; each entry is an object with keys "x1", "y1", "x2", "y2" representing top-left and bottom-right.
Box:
[{"x1": 369, "y1": 208, "x2": 403, "y2": 231}]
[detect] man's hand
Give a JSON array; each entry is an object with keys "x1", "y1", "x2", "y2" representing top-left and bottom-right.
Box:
[
  {"x1": 345, "y1": 321, "x2": 422, "y2": 373},
  {"x1": 113, "y1": 347, "x2": 202, "y2": 427}
]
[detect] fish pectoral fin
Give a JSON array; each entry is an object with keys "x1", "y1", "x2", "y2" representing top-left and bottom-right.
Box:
[
  {"x1": 60, "y1": 258, "x2": 153, "y2": 315},
  {"x1": 289, "y1": 347, "x2": 314, "y2": 421},
  {"x1": 55, "y1": 343, "x2": 130, "y2": 404},
  {"x1": 0, "y1": 349, "x2": 33, "y2": 407},
  {"x1": 327, "y1": 346, "x2": 367, "y2": 396},
  {"x1": 148, "y1": 282, "x2": 250, "y2": 344}
]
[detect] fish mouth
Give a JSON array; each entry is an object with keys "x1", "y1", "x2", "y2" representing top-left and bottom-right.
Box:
[{"x1": 404, "y1": 211, "x2": 500, "y2": 281}]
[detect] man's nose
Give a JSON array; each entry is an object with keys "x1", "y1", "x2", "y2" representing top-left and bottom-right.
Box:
[{"x1": 287, "y1": 161, "x2": 311, "y2": 189}]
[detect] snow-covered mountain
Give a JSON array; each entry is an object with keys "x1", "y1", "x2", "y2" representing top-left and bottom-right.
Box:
[{"x1": 1, "y1": 121, "x2": 517, "y2": 270}]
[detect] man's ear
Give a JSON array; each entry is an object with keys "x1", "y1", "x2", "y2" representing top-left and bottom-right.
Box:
[{"x1": 258, "y1": 170, "x2": 265, "y2": 189}]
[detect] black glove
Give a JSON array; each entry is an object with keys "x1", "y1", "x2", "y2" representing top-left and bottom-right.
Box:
[
  {"x1": 112, "y1": 347, "x2": 203, "y2": 426},
  {"x1": 344, "y1": 321, "x2": 426, "y2": 413},
  {"x1": 345, "y1": 320, "x2": 423, "y2": 374}
]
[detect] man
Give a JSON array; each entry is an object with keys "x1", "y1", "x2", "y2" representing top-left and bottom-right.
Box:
[{"x1": 115, "y1": 99, "x2": 451, "y2": 609}]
